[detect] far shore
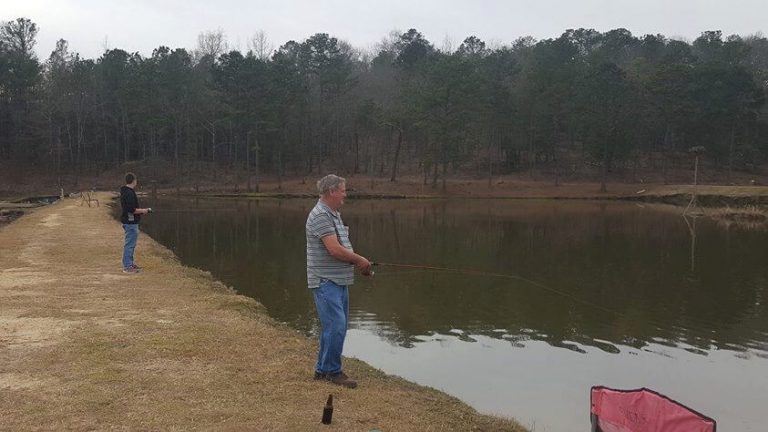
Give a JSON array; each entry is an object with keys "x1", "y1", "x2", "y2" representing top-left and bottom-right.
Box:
[
  {"x1": 2, "y1": 177, "x2": 767, "y2": 226},
  {"x1": 139, "y1": 177, "x2": 768, "y2": 208}
]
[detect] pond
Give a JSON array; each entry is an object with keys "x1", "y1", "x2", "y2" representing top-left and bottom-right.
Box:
[{"x1": 139, "y1": 196, "x2": 768, "y2": 431}]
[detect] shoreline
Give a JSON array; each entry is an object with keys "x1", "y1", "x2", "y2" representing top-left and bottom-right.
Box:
[
  {"x1": 187, "y1": 182, "x2": 768, "y2": 208},
  {"x1": 3, "y1": 181, "x2": 766, "y2": 229},
  {"x1": 145, "y1": 178, "x2": 768, "y2": 206},
  {"x1": 4, "y1": 174, "x2": 768, "y2": 200},
  {"x1": 0, "y1": 193, "x2": 526, "y2": 431}
]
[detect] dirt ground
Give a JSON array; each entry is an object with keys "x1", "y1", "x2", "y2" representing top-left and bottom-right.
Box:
[{"x1": 0, "y1": 193, "x2": 526, "y2": 431}]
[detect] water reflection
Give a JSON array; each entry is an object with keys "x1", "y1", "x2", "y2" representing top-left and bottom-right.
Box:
[
  {"x1": 139, "y1": 197, "x2": 768, "y2": 358},
  {"x1": 683, "y1": 214, "x2": 698, "y2": 273}
]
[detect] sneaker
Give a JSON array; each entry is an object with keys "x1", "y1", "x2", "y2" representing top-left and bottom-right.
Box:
[
  {"x1": 130, "y1": 263, "x2": 142, "y2": 270},
  {"x1": 314, "y1": 371, "x2": 357, "y2": 389},
  {"x1": 122, "y1": 267, "x2": 141, "y2": 274}
]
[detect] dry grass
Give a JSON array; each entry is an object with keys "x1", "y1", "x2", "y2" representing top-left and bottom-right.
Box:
[
  {"x1": 0, "y1": 194, "x2": 526, "y2": 431},
  {"x1": 709, "y1": 205, "x2": 768, "y2": 230},
  {"x1": 646, "y1": 184, "x2": 768, "y2": 197}
]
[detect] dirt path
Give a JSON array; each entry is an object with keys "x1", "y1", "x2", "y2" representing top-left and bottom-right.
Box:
[{"x1": 0, "y1": 194, "x2": 525, "y2": 431}]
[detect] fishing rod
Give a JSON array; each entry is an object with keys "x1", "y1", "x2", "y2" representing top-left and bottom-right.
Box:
[{"x1": 149, "y1": 208, "x2": 238, "y2": 212}]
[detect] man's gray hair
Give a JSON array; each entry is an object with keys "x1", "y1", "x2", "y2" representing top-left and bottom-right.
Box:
[{"x1": 317, "y1": 174, "x2": 346, "y2": 196}]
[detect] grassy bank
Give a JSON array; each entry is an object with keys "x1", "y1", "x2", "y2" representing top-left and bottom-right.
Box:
[{"x1": 0, "y1": 193, "x2": 526, "y2": 431}]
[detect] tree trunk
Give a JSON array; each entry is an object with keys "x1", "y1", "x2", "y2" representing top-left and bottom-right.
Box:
[
  {"x1": 254, "y1": 128, "x2": 260, "y2": 193},
  {"x1": 528, "y1": 117, "x2": 535, "y2": 180},
  {"x1": 246, "y1": 131, "x2": 251, "y2": 192},
  {"x1": 122, "y1": 113, "x2": 129, "y2": 163},
  {"x1": 632, "y1": 151, "x2": 639, "y2": 183},
  {"x1": 727, "y1": 121, "x2": 736, "y2": 183},
  {"x1": 278, "y1": 126, "x2": 287, "y2": 191},
  {"x1": 229, "y1": 120, "x2": 234, "y2": 165},
  {"x1": 65, "y1": 118, "x2": 75, "y2": 166},
  {"x1": 487, "y1": 129, "x2": 493, "y2": 189},
  {"x1": 174, "y1": 119, "x2": 180, "y2": 170},
  {"x1": 391, "y1": 128, "x2": 402, "y2": 182},
  {"x1": 75, "y1": 114, "x2": 84, "y2": 186},
  {"x1": 431, "y1": 161, "x2": 438, "y2": 189},
  {"x1": 441, "y1": 160, "x2": 447, "y2": 192},
  {"x1": 379, "y1": 127, "x2": 390, "y2": 177},
  {"x1": 354, "y1": 130, "x2": 360, "y2": 174},
  {"x1": 103, "y1": 127, "x2": 108, "y2": 162},
  {"x1": 211, "y1": 127, "x2": 217, "y2": 181},
  {"x1": 600, "y1": 139, "x2": 609, "y2": 193}
]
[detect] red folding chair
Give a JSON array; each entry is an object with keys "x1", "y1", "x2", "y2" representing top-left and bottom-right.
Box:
[{"x1": 591, "y1": 386, "x2": 716, "y2": 432}]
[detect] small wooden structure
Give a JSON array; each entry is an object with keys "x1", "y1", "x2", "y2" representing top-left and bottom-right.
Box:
[
  {"x1": 683, "y1": 146, "x2": 706, "y2": 216},
  {"x1": 79, "y1": 190, "x2": 100, "y2": 207}
]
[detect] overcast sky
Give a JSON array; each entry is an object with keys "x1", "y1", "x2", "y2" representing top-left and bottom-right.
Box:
[{"x1": 4, "y1": 0, "x2": 767, "y2": 60}]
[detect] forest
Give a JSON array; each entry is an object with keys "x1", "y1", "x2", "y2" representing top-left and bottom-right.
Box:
[{"x1": 1, "y1": 17, "x2": 767, "y2": 190}]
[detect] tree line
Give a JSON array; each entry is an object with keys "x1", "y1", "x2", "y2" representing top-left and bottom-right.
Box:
[{"x1": 1, "y1": 17, "x2": 767, "y2": 190}]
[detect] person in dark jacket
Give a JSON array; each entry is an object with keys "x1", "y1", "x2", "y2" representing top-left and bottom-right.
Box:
[{"x1": 120, "y1": 173, "x2": 152, "y2": 273}]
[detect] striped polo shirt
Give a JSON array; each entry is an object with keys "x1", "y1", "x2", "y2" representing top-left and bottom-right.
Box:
[{"x1": 306, "y1": 200, "x2": 355, "y2": 288}]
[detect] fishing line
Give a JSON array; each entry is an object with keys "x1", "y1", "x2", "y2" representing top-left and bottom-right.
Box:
[
  {"x1": 372, "y1": 261, "x2": 622, "y2": 317},
  {"x1": 370, "y1": 261, "x2": 724, "y2": 338}
]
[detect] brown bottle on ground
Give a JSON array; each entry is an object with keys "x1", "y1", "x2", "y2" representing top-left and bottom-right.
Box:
[{"x1": 321, "y1": 394, "x2": 333, "y2": 424}]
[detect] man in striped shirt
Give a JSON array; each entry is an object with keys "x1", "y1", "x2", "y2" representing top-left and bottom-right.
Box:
[{"x1": 306, "y1": 174, "x2": 372, "y2": 389}]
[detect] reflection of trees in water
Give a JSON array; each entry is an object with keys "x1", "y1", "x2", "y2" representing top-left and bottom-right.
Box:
[
  {"x1": 141, "y1": 197, "x2": 315, "y2": 331},
  {"x1": 683, "y1": 214, "x2": 697, "y2": 273},
  {"x1": 140, "y1": 198, "x2": 768, "y2": 355}
]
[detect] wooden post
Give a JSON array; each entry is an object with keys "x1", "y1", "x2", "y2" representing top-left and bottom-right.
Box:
[
  {"x1": 693, "y1": 155, "x2": 699, "y2": 186},
  {"x1": 684, "y1": 146, "x2": 705, "y2": 216}
]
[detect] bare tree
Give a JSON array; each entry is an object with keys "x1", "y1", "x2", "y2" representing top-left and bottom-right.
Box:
[
  {"x1": 374, "y1": 29, "x2": 402, "y2": 54},
  {"x1": 100, "y1": 35, "x2": 110, "y2": 54},
  {"x1": 195, "y1": 28, "x2": 228, "y2": 63},
  {"x1": 440, "y1": 35, "x2": 455, "y2": 53},
  {"x1": 247, "y1": 30, "x2": 273, "y2": 61}
]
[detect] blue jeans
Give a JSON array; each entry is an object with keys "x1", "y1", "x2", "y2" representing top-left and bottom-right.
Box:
[
  {"x1": 122, "y1": 223, "x2": 139, "y2": 270},
  {"x1": 312, "y1": 279, "x2": 349, "y2": 375}
]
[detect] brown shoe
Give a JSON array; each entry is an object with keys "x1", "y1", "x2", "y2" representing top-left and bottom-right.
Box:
[{"x1": 315, "y1": 371, "x2": 357, "y2": 389}]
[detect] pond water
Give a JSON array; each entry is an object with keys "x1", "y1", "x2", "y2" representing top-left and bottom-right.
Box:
[{"x1": 138, "y1": 197, "x2": 768, "y2": 431}]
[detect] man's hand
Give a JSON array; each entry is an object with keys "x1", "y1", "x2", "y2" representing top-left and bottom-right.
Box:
[
  {"x1": 356, "y1": 257, "x2": 373, "y2": 276},
  {"x1": 146, "y1": 207, "x2": 153, "y2": 214}
]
